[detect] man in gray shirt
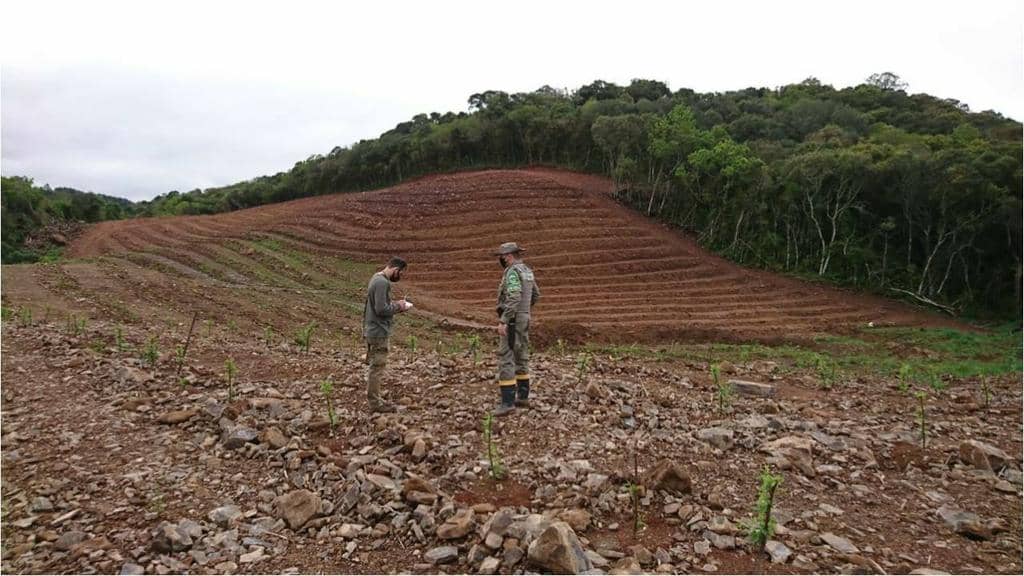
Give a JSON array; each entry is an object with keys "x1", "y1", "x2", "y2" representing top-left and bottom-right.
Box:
[{"x1": 363, "y1": 257, "x2": 412, "y2": 413}]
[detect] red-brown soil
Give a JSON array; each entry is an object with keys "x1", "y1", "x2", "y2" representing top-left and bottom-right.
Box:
[{"x1": 64, "y1": 169, "x2": 955, "y2": 344}]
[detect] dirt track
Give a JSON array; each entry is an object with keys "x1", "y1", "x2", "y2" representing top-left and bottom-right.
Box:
[{"x1": 65, "y1": 169, "x2": 952, "y2": 344}]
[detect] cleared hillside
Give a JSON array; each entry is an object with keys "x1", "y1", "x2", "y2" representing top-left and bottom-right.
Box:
[{"x1": 63, "y1": 169, "x2": 951, "y2": 343}]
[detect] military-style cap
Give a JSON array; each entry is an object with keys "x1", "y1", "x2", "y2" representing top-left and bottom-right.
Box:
[{"x1": 494, "y1": 242, "x2": 524, "y2": 255}]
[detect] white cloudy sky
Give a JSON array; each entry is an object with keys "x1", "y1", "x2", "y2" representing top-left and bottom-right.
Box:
[{"x1": 2, "y1": 0, "x2": 1022, "y2": 201}]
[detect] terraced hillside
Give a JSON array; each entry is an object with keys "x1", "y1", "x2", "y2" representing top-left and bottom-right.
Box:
[{"x1": 53, "y1": 168, "x2": 949, "y2": 343}]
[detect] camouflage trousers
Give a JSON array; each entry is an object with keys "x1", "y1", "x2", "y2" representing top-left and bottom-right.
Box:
[
  {"x1": 365, "y1": 337, "x2": 389, "y2": 408},
  {"x1": 497, "y1": 316, "x2": 530, "y2": 389}
]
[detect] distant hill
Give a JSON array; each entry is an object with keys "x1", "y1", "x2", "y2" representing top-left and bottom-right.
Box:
[{"x1": 5, "y1": 75, "x2": 1021, "y2": 318}]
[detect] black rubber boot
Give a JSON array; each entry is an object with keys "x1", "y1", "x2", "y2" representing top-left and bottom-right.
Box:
[
  {"x1": 515, "y1": 378, "x2": 530, "y2": 408},
  {"x1": 494, "y1": 386, "x2": 517, "y2": 417}
]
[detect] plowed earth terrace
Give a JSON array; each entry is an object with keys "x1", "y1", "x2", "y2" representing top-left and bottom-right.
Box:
[{"x1": 65, "y1": 169, "x2": 945, "y2": 342}]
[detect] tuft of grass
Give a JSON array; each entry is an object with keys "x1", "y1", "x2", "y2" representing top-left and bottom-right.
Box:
[{"x1": 585, "y1": 326, "x2": 1021, "y2": 382}]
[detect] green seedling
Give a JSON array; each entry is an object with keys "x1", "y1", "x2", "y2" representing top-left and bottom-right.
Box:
[
  {"x1": 925, "y1": 369, "x2": 947, "y2": 392},
  {"x1": 576, "y1": 352, "x2": 592, "y2": 384},
  {"x1": 263, "y1": 326, "x2": 274, "y2": 346},
  {"x1": 896, "y1": 363, "x2": 913, "y2": 393},
  {"x1": 142, "y1": 336, "x2": 159, "y2": 366},
  {"x1": 916, "y1": 391, "x2": 928, "y2": 449},
  {"x1": 482, "y1": 413, "x2": 505, "y2": 480},
  {"x1": 0, "y1": 307, "x2": 12, "y2": 323},
  {"x1": 626, "y1": 481, "x2": 646, "y2": 534},
  {"x1": 556, "y1": 338, "x2": 567, "y2": 357},
  {"x1": 18, "y1": 307, "x2": 33, "y2": 327},
  {"x1": 816, "y1": 356, "x2": 838, "y2": 389},
  {"x1": 225, "y1": 358, "x2": 238, "y2": 401},
  {"x1": 294, "y1": 322, "x2": 316, "y2": 353},
  {"x1": 712, "y1": 363, "x2": 732, "y2": 413},
  {"x1": 744, "y1": 465, "x2": 783, "y2": 551},
  {"x1": 467, "y1": 334, "x2": 482, "y2": 362},
  {"x1": 320, "y1": 378, "x2": 337, "y2": 434},
  {"x1": 407, "y1": 334, "x2": 418, "y2": 353},
  {"x1": 115, "y1": 325, "x2": 127, "y2": 352},
  {"x1": 981, "y1": 379, "x2": 992, "y2": 409}
]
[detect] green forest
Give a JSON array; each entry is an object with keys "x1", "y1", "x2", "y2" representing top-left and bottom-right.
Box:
[
  {"x1": 1, "y1": 175, "x2": 136, "y2": 263},
  {"x1": 3, "y1": 74, "x2": 1021, "y2": 319}
]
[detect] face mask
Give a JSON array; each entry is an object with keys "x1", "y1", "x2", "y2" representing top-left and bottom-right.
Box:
[
  {"x1": 390, "y1": 268, "x2": 403, "y2": 282},
  {"x1": 498, "y1": 256, "x2": 509, "y2": 269}
]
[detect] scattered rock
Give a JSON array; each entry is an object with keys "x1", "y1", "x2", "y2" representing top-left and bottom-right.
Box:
[
  {"x1": 959, "y1": 440, "x2": 1012, "y2": 472},
  {"x1": 728, "y1": 379, "x2": 775, "y2": 397},
  {"x1": 424, "y1": 545, "x2": 458, "y2": 565},
  {"x1": 437, "y1": 508, "x2": 475, "y2": 540},
  {"x1": 273, "y1": 490, "x2": 321, "y2": 530},
  {"x1": 158, "y1": 409, "x2": 197, "y2": 425},
  {"x1": 55, "y1": 530, "x2": 89, "y2": 551},
  {"x1": 936, "y1": 505, "x2": 995, "y2": 540},
  {"x1": 208, "y1": 505, "x2": 242, "y2": 528},
  {"x1": 765, "y1": 540, "x2": 791, "y2": 564},
  {"x1": 479, "y1": 556, "x2": 501, "y2": 574},
  {"x1": 820, "y1": 532, "x2": 859, "y2": 554},
  {"x1": 262, "y1": 427, "x2": 289, "y2": 449},
  {"x1": 558, "y1": 508, "x2": 592, "y2": 532},
  {"x1": 222, "y1": 426, "x2": 258, "y2": 449},
  {"x1": 645, "y1": 459, "x2": 693, "y2": 494},
  {"x1": 152, "y1": 522, "x2": 194, "y2": 553},
  {"x1": 527, "y1": 521, "x2": 593, "y2": 574},
  {"x1": 696, "y1": 427, "x2": 734, "y2": 451}
]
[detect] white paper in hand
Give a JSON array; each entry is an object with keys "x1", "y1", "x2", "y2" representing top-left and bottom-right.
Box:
[{"x1": 404, "y1": 301, "x2": 414, "y2": 310}]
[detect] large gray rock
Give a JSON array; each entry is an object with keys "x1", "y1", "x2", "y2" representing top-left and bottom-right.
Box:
[
  {"x1": 222, "y1": 426, "x2": 258, "y2": 449},
  {"x1": 820, "y1": 532, "x2": 859, "y2": 554},
  {"x1": 936, "y1": 505, "x2": 994, "y2": 540},
  {"x1": 645, "y1": 459, "x2": 693, "y2": 494},
  {"x1": 152, "y1": 522, "x2": 194, "y2": 553},
  {"x1": 273, "y1": 490, "x2": 321, "y2": 530},
  {"x1": 208, "y1": 504, "x2": 242, "y2": 528},
  {"x1": 959, "y1": 440, "x2": 1012, "y2": 472},
  {"x1": 765, "y1": 540, "x2": 791, "y2": 563},
  {"x1": 696, "y1": 427, "x2": 734, "y2": 451},
  {"x1": 437, "y1": 508, "x2": 475, "y2": 540},
  {"x1": 424, "y1": 545, "x2": 458, "y2": 564},
  {"x1": 527, "y1": 521, "x2": 593, "y2": 574},
  {"x1": 761, "y1": 436, "x2": 815, "y2": 477},
  {"x1": 728, "y1": 379, "x2": 775, "y2": 397}
]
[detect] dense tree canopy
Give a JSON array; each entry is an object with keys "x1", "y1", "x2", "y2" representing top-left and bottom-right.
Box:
[
  {"x1": 4, "y1": 74, "x2": 1020, "y2": 318},
  {"x1": 1, "y1": 176, "x2": 136, "y2": 263}
]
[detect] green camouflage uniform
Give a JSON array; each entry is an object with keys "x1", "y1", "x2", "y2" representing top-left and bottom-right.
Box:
[{"x1": 496, "y1": 262, "x2": 540, "y2": 402}]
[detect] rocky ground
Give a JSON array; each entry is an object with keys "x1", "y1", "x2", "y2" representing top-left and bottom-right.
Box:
[{"x1": 1, "y1": 319, "x2": 1021, "y2": 575}]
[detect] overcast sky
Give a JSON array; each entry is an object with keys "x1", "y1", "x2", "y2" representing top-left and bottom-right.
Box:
[{"x1": 3, "y1": 0, "x2": 1022, "y2": 201}]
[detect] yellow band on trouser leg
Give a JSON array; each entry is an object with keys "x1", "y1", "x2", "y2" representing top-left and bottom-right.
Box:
[
  {"x1": 499, "y1": 379, "x2": 517, "y2": 387},
  {"x1": 515, "y1": 374, "x2": 529, "y2": 381}
]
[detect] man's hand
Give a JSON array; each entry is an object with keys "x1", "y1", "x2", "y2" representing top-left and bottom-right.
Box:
[
  {"x1": 396, "y1": 299, "x2": 411, "y2": 312},
  {"x1": 497, "y1": 323, "x2": 507, "y2": 336}
]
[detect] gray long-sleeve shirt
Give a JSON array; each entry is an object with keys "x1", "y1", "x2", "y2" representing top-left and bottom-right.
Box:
[{"x1": 363, "y1": 272, "x2": 402, "y2": 339}]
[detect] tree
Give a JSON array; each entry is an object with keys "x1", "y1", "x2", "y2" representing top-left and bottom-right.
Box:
[{"x1": 866, "y1": 72, "x2": 908, "y2": 92}]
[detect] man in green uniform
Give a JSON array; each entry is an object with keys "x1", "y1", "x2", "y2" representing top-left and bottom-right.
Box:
[
  {"x1": 494, "y1": 242, "x2": 540, "y2": 416},
  {"x1": 363, "y1": 257, "x2": 412, "y2": 413}
]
